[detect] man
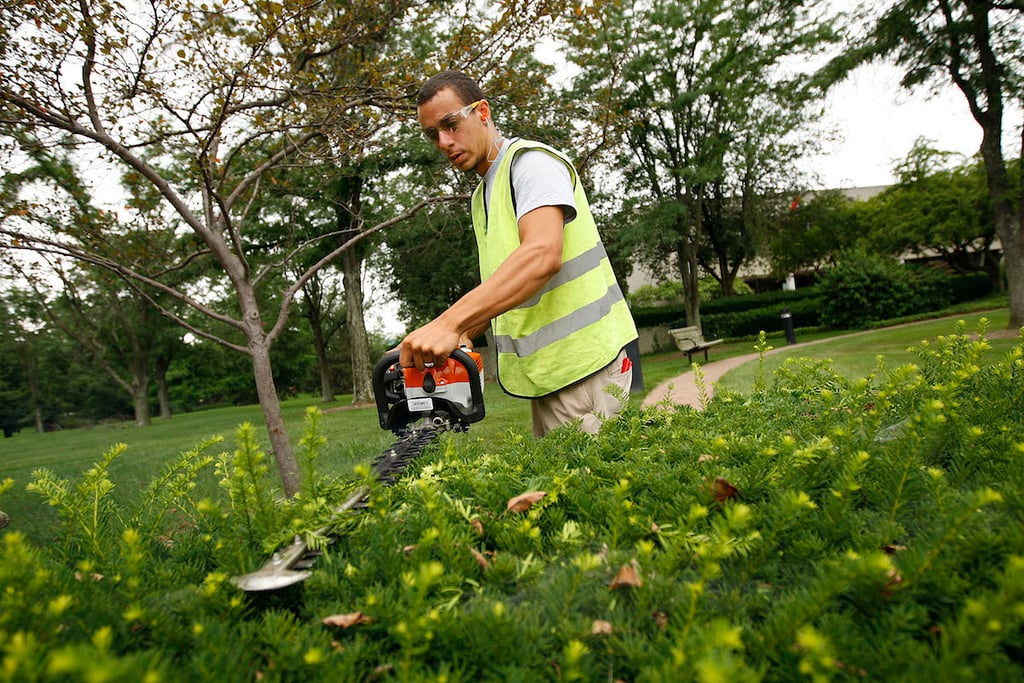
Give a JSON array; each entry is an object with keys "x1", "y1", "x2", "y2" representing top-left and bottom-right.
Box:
[{"x1": 400, "y1": 71, "x2": 637, "y2": 436}]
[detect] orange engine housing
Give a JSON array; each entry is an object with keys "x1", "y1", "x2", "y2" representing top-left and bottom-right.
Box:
[{"x1": 401, "y1": 350, "x2": 483, "y2": 413}]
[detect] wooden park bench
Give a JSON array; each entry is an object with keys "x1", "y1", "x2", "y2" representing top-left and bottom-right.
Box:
[{"x1": 669, "y1": 325, "x2": 724, "y2": 363}]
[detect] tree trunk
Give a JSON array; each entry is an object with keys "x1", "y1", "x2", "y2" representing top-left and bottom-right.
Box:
[
  {"x1": 677, "y1": 238, "x2": 701, "y2": 330},
  {"x1": 343, "y1": 247, "x2": 373, "y2": 404},
  {"x1": 155, "y1": 355, "x2": 172, "y2": 419},
  {"x1": 131, "y1": 385, "x2": 152, "y2": 428},
  {"x1": 977, "y1": 127, "x2": 1023, "y2": 328},
  {"x1": 313, "y1": 326, "x2": 336, "y2": 403},
  {"x1": 130, "y1": 361, "x2": 152, "y2": 427},
  {"x1": 247, "y1": 326, "x2": 301, "y2": 497},
  {"x1": 33, "y1": 404, "x2": 44, "y2": 434},
  {"x1": 1000, "y1": 223, "x2": 1024, "y2": 328},
  {"x1": 678, "y1": 193, "x2": 703, "y2": 330},
  {"x1": 953, "y1": 0, "x2": 1022, "y2": 328},
  {"x1": 300, "y1": 276, "x2": 338, "y2": 404},
  {"x1": 24, "y1": 352, "x2": 44, "y2": 433}
]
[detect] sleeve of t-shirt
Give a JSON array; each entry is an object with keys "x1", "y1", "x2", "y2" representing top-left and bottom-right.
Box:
[{"x1": 509, "y1": 149, "x2": 578, "y2": 226}]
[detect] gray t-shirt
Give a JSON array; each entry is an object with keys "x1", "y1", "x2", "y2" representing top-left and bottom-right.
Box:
[{"x1": 482, "y1": 139, "x2": 578, "y2": 226}]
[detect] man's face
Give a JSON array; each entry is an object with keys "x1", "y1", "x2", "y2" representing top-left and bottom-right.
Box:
[{"x1": 418, "y1": 88, "x2": 492, "y2": 176}]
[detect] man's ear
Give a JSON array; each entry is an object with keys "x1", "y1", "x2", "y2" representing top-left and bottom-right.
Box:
[{"x1": 478, "y1": 99, "x2": 491, "y2": 123}]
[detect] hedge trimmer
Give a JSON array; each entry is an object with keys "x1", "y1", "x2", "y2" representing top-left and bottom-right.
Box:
[{"x1": 231, "y1": 348, "x2": 485, "y2": 592}]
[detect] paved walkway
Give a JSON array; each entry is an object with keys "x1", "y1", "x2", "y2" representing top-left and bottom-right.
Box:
[{"x1": 640, "y1": 350, "x2": 757, "y2": 410}]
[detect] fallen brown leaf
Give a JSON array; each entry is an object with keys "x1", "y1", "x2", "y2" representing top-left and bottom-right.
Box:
[
  {"x1": 609, "y1": 560, "x2": 643, "y2": 590},
  {"x1": 506, "y1": 490, "x2": 546, "y2": 513},
  {"x1": 322, "y1": 612, "x2": 375, "y2": 628},
  {"x1": 710, "y1": 476, "x2": 739, "y2": 503},
  {"x1": 470, "y1": 518, "x2": 485, "y2": 537},
  {"x1": 470, "y1": 547, "x2": 491, "y2": 570}
]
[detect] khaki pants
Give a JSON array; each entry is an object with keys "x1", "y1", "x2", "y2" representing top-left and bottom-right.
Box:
[{"x1": 530, "y1": 348, "x2": 632, "y2": 437}]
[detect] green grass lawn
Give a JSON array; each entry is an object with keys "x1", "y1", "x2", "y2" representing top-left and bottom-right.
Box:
[
  {"x1": 716, "y1": 309, "x2": 1019, "y2": 394},
  {"x1": 2, "y1": 305, "x2": 1019, "y2": 543}
]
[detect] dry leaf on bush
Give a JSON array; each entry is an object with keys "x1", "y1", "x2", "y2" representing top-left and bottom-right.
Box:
[
  {"x1": 710, "y1": 476, "x2": 739, "y2": 503},
  {"x1": 470, "y1": 547, "x2": 491, "y2": 570},
  {"x1": 322, "y1": 612, "x2": 375, "y2": 628},
  {"x1": 470, "y1": 518, "x2": 485, "y2": 537},
  {"x1": 609, "y1": 560, "x2": 643, "y2": 590},
  {"x1": 506, "y1": 490, "x2": 546, "y2": 513}
]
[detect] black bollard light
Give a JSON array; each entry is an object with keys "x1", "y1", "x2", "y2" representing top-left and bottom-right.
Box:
[{"x1": 781, "y1": 308, "x2": 797, "y2": 345}]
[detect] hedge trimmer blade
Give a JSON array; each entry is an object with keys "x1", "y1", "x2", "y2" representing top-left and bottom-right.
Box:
[
  {"x1": 231, "y1": 486, "x2": 366, "y2": 593},
  {"x1": 230, "y1": 536, "x2": 316, "y2": 592},
  {"x1": 231, "y1": 426, "x2": 435, "y2": 593},
  {"x1": 231, "y1": 349, "x2": 485, "y2": 593}
]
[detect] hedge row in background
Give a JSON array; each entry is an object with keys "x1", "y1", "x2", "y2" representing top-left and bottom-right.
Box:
[
  {"x1": 630, "y1": 287, "x2": 821, "y2": 332},
  {"x1": 817, "y1": 254, "x2": 953, "y2": 329},
  {"x1": 631, "y1": 270, "x2": 995, "y2": 339}
]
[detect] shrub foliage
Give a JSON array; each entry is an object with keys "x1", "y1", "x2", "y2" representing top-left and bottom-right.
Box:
[
  {"x1": 2, "y1": 323, "x2": 1023, "y2": 681},
  {"x1": 818, "y1": 252, "x2": 953, "y2": 329}
]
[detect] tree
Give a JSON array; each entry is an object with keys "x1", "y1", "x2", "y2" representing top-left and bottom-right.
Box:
[
  {"x1": 563, "y1": 0, "x2": 840, "y2": 327},
  {"x1": 0, "y1": 297, "x2": 29, "y2": 437},
  {"x1": 768, "y1": 189, "x2": 863, "y2": 277},
  {"x1": 860, "y1": 139, "x2": 998, "y2": 281},
  {"x1": 831, "y1": 0, "x2": 1024, "y2": 327},
  {"x1": 1, "y1": 135, "x2": 188, "y2": 426},
  {"x1": 0, "y1": 0, "x2": 567, "y2": 495}
]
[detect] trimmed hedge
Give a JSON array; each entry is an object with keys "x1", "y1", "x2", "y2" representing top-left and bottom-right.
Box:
[
  {"x1": 3, "y1": 323, "x2": 1023, "y2": 681},
  {"x1": 631, "y1": 288, "x2": 821, "y2": 331},
  {"x1": 631, "y1": 272, "x2": 992, "y2": 339}
]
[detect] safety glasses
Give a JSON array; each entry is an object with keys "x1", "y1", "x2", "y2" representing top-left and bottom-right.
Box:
[{"x1": 421, "y1": 99, "x2": 483, "y2": 143}]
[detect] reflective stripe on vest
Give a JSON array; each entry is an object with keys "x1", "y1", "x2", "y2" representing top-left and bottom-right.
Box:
[
  {"x1": 494, "y1": 282, "x2": 625, "y2": 357},
  {"x1": 472, "y1": 139, "x2": 637, "y2": 397}
]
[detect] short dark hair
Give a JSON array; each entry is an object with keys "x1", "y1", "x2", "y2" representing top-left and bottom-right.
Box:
[{"x1": 417, "y1": 71, "x2": 486, "y2": 107}]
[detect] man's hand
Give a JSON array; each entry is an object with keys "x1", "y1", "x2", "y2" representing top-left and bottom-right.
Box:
[{"x1": 399, "y1": 317, "x2": 462, "y2": 370}]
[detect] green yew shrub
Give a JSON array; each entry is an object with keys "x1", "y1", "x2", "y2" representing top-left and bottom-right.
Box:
[
  {"x1": 818, "y1": 252, "x2": 953, "y2": 329},
  {"x1": 1, "y1": 322, "x2": 1022, "y2": 682}
]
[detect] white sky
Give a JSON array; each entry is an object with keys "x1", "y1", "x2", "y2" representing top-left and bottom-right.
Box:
[{"x1": 808, "y1": 61, "x2": 988, "y2": 189}]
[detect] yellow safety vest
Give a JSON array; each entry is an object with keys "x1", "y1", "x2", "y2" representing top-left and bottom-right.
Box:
[{"x1": 471, "y1": 139, "x2": 637, "y2": 397}]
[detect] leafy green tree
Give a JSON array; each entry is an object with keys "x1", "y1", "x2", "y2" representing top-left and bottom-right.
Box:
[
  {"x1": 563, "y1": 0, "x2": 840, "y2": 328},
  {"x1": 830, "y1": 0, "x2": 1024, "y2": 327},
  {"x1": 0, "y1": 284, "x2": 133, "y2": 430},
  {"x1": 0, "y1": 298, "x2": 29, "y2": 437},
  {"x1": 769, "y1": 189, "x2": 863, "y2": 277},
  {"x1": 859, "y1": 140, "x2": 998, "y2": 282},
  {"x1": 1, "y1": 138, "x2": 189, "y2": 426}
]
